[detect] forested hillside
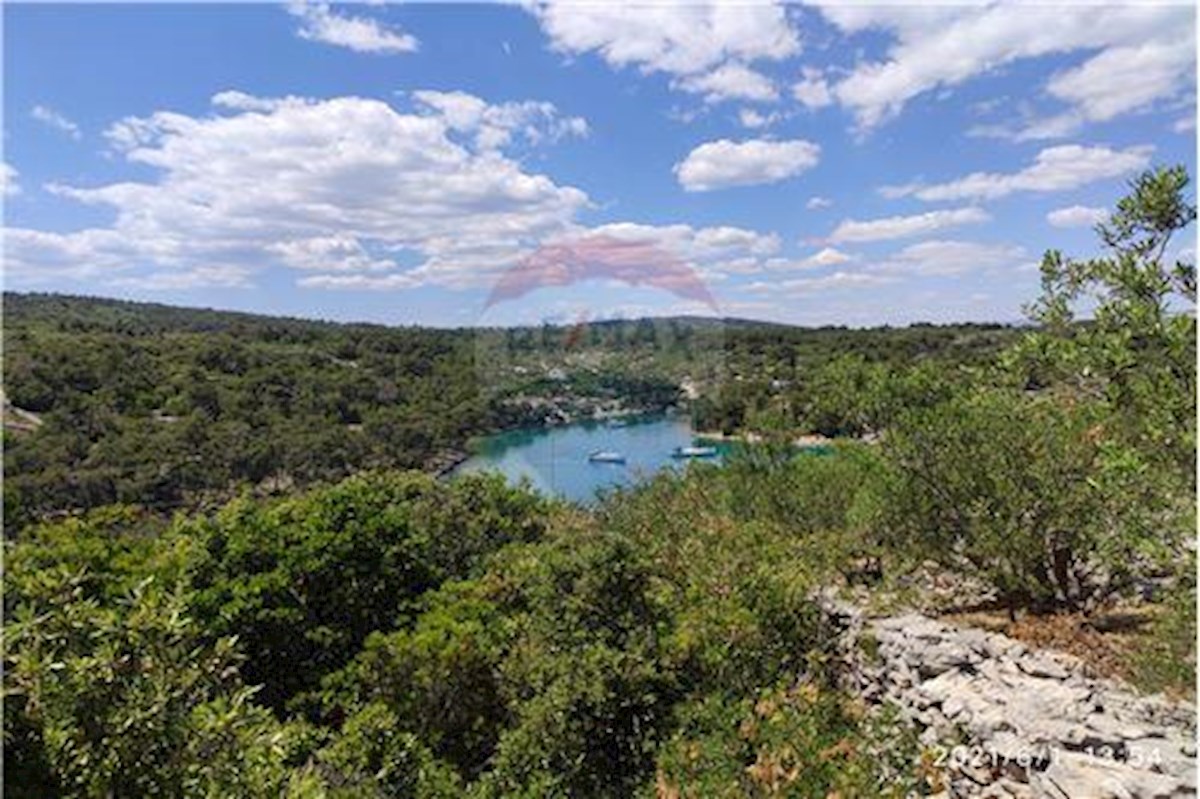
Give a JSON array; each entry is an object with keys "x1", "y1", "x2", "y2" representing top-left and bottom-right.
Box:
[{"x1": 3, "y1": 293, "x2": 1014, "y2": 535}]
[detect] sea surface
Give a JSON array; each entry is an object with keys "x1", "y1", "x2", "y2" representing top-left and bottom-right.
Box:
[{"x1": 450, "y1": 415, "x2": 724, "y2": 503}]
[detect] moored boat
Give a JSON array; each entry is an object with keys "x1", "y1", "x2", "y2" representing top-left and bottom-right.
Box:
[
  {"x1": 671, "y1": 445, "x2": 718, "y2": 459},
  {"x1": 588, "y1": 449, "x2": 627, "y2": 463}
]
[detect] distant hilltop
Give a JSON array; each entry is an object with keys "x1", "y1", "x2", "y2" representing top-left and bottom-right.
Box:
[{"x1": 2, "y1": 291, "x2": 1020, "y2": 336}]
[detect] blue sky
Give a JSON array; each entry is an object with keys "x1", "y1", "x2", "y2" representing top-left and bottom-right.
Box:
[{"x1": 4, "y1": 2, "x2": 1196, "y2": 327}]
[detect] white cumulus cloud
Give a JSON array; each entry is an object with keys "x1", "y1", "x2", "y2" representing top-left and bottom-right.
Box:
[
  {"x1": 738, "y1": 108, "x2": 782, "y2": 129},
  {"x1": 882, "y1": 144, "x2": 1153, "y2": 202},
  {"x1": 1046, "y1": 205, "x2": 1108, "y2": 229},
  {"x1": 411, "y1": 89, "x2": 589, "y2": 149},
  {"x1": 584, "y1": 221, "x2": 781, "y2": 277},
  {"x1": 874, "y1": 240, "x2": 1028, "y2": 277},
  {"x1": 675, "y1": 62, "x2": 778, "y2": 103},
  {"x1": 8, "y1": 91, "x2": 592, "y2": 291},
  {"x1": 816, "y1": 3, "x2": 1195, "y2": 133},
  {"x1": 792, "y1": 68, "x2": 833, "y2": 109},
  {"x1": 527, "y1": 1, "x2": 799, "y2": 77},
  {"x1": 527, "y1": 2, "x2": 797, "y2": 105},
  {"x1": 766, "y1": 246, "x2": 853, "y2": 271},
  {"x1": 288, "y1": 2, "x2": 418, "y2": 54},
  {"x1": 674, "y1": 138, "x2": 820, "y2": 192},
  {"x1": 829, "y1": 207, "x2": 989, "y2": 243},
  {"x1": 749, "y1": 270, "x2": 893, "y2": 295}
]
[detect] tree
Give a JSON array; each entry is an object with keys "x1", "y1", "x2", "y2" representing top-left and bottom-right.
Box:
[
  {"x1": 889, "y1": 167, "x2": 1197, "y2": 614},
  {"x1": 1016, "y1": 165, "x2": 1196, "y2": 474}
]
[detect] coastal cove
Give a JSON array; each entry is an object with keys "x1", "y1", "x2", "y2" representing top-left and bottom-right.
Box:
[{"x1": 449, "y1": 415, "x2": 729, "y2": 503}]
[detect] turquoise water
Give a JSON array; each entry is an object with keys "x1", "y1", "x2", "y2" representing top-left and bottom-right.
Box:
[{"x1": 451, "y1": 415, "x2": 723, "y2": 503}]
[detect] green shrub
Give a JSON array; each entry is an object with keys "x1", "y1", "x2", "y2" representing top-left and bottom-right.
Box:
[
  {"x1": 882, "y1": 389, "x2": 1186, "y2": 612},
  {"x1": 3, "y1": 572, "x2": 321, "y2": 798},
  {"x1": 308, "y1": 702, "x2": 463, "y2": 798},
  {"x1": 1131, "y1": 555, "x2": 1197, "y2": 698},
  {"x1": 185, "y1": 471, "x2": 546, "y2": 712},
  {"x1": 648, "y1": 684, "x2": 917, "y2": 798}
]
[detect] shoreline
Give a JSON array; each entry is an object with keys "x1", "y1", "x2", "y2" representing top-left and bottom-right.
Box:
[{"x1": 694, "y1": 430, "x2": 839, "y2": 448}]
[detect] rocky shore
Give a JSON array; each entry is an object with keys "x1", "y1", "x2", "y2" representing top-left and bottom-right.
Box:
[{"x1": 820, "y1": 594, "x2": 1197, "y2": 798}]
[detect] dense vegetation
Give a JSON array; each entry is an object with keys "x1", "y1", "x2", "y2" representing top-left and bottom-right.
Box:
[
  {"x1": 4, "y1": 294, "x2": 1015, "y2": 536},
  {"x1": 4, "y1": 167, "x2": 1195, "y2": 796},
  {"x1": 5, "y1": 465, "x2": 921, "y2": 797}
]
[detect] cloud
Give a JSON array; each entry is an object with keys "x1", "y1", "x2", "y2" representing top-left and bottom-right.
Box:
[
  {"x1": 749, "y1": 270, "x2": 893, "y2": 295},
  {"x1": 738, "y1": 108, "x2": 782, "y2": 129},
  {"x1": 31, "y1": 105, "x2": 82, "y2": 140},
  {"x1": 268, "y1": 234, "x2": 397, "y2": 272},
  {"x1": 9, "y1": 92, "x2": 781, "y2": 296},
  {"x1": 1046, "y1": 205, "x2": 1107, "y2": 229},
  {"x1": 874, "y1": 240, "x2": 1028, "y2": 277},
  {"x1": 526, "y1": 2, "x2": 798, "y2": 105},
  {"x1": 210, "y1": 91, "x2": 308, "y2": 113},
  {"x1": 829, "y1": 207, "x2": 989, "y2": 243},
  {"x1": 674, "y1": 138, "x2": 820, "y2": 192},
  {"x1": 816, "y1": 4, "x2": 1195, "y2": 132},
  {"x1": 2, "y1": 163, "x2": 20, "y2": 197},
  {"x1": 485, "y1": 232, "x2": 721, "y2": 309},
  {"x1": 298, "y1": 272, "x2": 418, "y2": 291},
  {"x1": 675, "y1": 62, "x2": 778, "y2": 103},
  {"x1": 969, "y1": 32, "x2": 1197, "y2": 142},
  {"x1": 288, "y1": 2, "x2": 418, "y2": 54},
  {"x1": 882, "y1": 144, "x2": 1153, "y2": 202},
  {"x1": 806, "y1": 196, "x2": 832, "y2": 210},
  {"x1": 9, "y1": 91, "x2": 591, "y2": 291},
  {"x1": 792, "y1": 67, "x2": 832, "y2": 109},
  {"x1": 527, "y1": 1, "x2": 799, "y2": 78},
  {"x1": 1037, "y1": 33, "x2": 1195, "y2": 135},
  {"x1": 474, "y1": 221, "x2": 781, "y2": 311},
  {"x1": 580, "y1": 221, "x2": 780, "y2": 278},
  {"x1": 766, "y1": 246, "x2": 853, "y2": 271},
  {"x1": 411, "y1": 89, "x2": 589, "y2": 149},
  {"x1": 113, "y1": 265, "x2": 255, "y2": 291}
]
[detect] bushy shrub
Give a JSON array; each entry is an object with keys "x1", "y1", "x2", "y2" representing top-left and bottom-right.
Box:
[
  {"x1": 185, "y1": 471, "x2": 546, "y2": 712},
  {"x1": 3, "y1": 572, "x2": 322, "y2": 798},
  {"x1": 649, "y1": 684, "x2": 917, "y2": 798},
  {"x1": 308, "y1": 702, "x2": 463, "y2": 798},
  {"x1": 882, "y1": 389, "x2": 1186, "y2": 612}
]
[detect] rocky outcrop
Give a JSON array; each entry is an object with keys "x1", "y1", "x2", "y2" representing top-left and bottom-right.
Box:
[{"x1": 821, "y1": 596, "x2": 1197, "y2": 798}]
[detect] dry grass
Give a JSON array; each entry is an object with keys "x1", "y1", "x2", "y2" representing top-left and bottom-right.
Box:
[{"x1": 940, "y1": 604, "x2": 1194, "y2": 700}]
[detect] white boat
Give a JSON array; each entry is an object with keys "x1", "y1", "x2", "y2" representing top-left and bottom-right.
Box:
[
  {"x1": 671, "y1": 445, "x2": 718, "y2": 459},
  {"x1": 588, "y1": 449, "x2": 626, "y2": 463}
]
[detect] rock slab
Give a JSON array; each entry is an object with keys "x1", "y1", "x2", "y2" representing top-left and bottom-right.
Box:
[{"x1": 821, "y1": 597, "x2": 1197, "y2": 798}]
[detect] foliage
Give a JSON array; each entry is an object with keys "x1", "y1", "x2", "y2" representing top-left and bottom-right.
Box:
[
  {"x1": 4, "y1": 505, "x2": 185, "y2": 610},
  {"x1": 882, "y1": 389, "x2": 1186, "y2": 612},
  {"x1": 3, "y1": 572, "x2": 323, "y2": 798},
  {"x1": 306, "y1": 702, "x2": 463, "y2": 798},
  {"x1": 185, "y1": 471, "x2": 547, "y2": 714},
  {"x1": 881, "y1": 165, "x2": 1195, "y2": 614},
  {"x1": 648, "y1": 686, "x2": 917, "y2": 798},
  {"x1": 1011, "y1": 165, "x2": 1197, "y2": 475},
  {"x1": 1130, "y1": 553, "x2": 1197, "y2": 698}
]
